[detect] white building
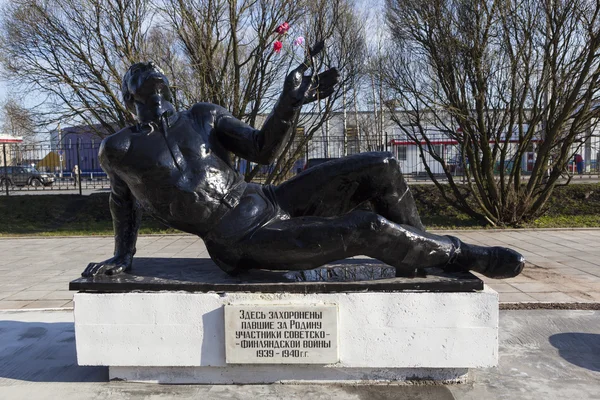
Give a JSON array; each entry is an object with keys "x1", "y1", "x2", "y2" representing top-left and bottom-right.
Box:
[
  {"x1": 0, "y1": 134, "x2": 24, "y2": 168},
  {"x1": 299, "y1": 111, "x2": 600, "y2": 175}
]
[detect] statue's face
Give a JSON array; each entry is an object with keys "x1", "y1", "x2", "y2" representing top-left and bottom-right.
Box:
[{"x1": 126, "y1": 62, "x2": 170, "y2": 105}]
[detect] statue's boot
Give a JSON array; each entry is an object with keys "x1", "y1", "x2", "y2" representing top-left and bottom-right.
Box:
[{"x1": 445, "y1": 236, "x2": 525, "y2": 279}]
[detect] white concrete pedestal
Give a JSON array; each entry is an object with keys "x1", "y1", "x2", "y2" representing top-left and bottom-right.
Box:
[{"x1": 73, "y1": 288, "x2": 498, "y2": 384}]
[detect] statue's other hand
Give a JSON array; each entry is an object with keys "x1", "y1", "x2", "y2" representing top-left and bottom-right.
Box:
[
  {"x1": 282, "y1": 40, "x2": 338, "y2": 106},
  {"x1": 82, "y1": 255, "x2": 133, "y2": 277}
]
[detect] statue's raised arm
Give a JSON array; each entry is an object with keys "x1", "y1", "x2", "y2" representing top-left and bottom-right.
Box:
[{"x1": 214, "y1": 41, "x2": 340, "y2": 164}]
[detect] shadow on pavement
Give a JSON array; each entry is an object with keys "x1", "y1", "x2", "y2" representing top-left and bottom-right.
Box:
[
  {"x1": 344, "y1": 385, "x2": 455, "y2": 400},
  {"x1": 0, "y1": 320, "x2": 107, "y2": 382},
  {"x1": 549, "y1": 333, "x2": 600, "y2": 372}
]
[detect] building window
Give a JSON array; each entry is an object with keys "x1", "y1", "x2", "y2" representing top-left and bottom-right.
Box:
[
  {"x1": 430, "y1": 145, "x2": 443, "y2": 157},
  {"x1": 345, "y1": 125, "x2": 359, "y2": 155},
  {"x1": 396, "y1": 146, "x2": 407, "y2": 161}
]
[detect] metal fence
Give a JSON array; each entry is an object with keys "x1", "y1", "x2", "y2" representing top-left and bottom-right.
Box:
[
  {"x1": 304, "y1": 136, "x2": 600, "y2": 181},
  {"x1": 0, "y1": 142, "x2": 109, "y2": 195},
  {"x1": 2, "y1": 137, "x2": 599, "y2": 196}
]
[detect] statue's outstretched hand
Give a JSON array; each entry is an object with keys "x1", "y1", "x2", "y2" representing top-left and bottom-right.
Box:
[
  {"x1": 82, "y1": 254, "x2": 133, "y2": 277},
  {"x1": 283, "y1": 40, "x2": 340, "y2": 107}
]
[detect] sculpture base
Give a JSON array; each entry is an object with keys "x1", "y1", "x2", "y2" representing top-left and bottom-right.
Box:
[
  {"x1": 71, "y1": 260, "x2": 496, "y2": 384},
  {"x1": 108, "y1": 366, "x2": 470, "y2": 384},
  {"x1": 71, "y1": 259, "x2": 497, "y2": 384}
]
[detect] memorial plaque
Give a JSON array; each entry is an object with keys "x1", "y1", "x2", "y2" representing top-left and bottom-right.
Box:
[{"x1": 224, "y1": 304, "x2": 339, "y2": 364}]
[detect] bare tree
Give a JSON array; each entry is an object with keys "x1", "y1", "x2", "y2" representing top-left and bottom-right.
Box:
[
  {"x1": 382, "y1": 0, "x2": 600, "y2": 226},
  {"x1": 0, "y1": 99, "x2": 38, "y2": 144},
  {"x1": 0, "y1": 0, "x2": 163, "y2": 136}
]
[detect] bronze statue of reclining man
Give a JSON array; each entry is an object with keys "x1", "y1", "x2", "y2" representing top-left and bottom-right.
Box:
[{"x1": 82, "y1": 43, "x2": 524, "y2": 279}]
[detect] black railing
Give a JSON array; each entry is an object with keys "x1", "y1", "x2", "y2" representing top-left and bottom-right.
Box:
[
  {"x1": 0, "y1": 142, "x2": 109, "y2": 195},
  {"x1": 1, "y1": 138, "x2": 598, "y2": 195}
]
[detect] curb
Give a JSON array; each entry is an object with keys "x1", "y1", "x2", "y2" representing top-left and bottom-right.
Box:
[
  {"x1": 0, "y1": 307, "x2": 74, "y2": 312},
  {"x1": 499, "y1": 302, "x2": 600, "y2": 310}
]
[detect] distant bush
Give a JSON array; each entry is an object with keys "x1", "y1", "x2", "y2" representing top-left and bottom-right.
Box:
[{"x1": 411, "y1": 183, "x2": 600, "y2": 229}]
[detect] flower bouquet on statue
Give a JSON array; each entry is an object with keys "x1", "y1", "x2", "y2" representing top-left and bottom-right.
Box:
[{"x1": 271, "y1": 21, "x2": 307, "y2": 60}]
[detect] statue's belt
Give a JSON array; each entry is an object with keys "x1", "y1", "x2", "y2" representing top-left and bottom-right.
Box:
[
  {"x1": 219, "y1": 181, "x2": 246, "y2": 209},
  {"x1": 221, "y1": 191, "x2": 240, "y2": 209}
]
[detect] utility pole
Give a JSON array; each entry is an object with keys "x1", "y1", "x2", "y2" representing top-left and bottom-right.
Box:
[
  {"x1": 324, "y1": 98, "x2": 330, "y2": 159},
  {"x1": 58, "y1": 123, "x2": 64, "y2": 178},
  {"x1": 76, "y1": 138, "x2": 82, "y2": 196},
  {"x1": 343, "y1": 79, "x2": 348, "y2": 157},
  {"x1": 378, "y1": 59, "x2": 385, "y2": 152},
  {"x1": 3, "y1": 143, "x2": 8, "y2": 196}
]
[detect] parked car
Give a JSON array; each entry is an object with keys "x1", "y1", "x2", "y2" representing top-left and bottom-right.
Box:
[
  {"x1": 0, "y1": 166, "x2": 55, "y2": 187},
  {"x1": 303, "y1": 158, "x2": 338, "y2": 171}
]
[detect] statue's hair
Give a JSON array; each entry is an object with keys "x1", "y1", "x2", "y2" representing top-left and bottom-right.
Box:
[{"x1": 121, "y1": 62, "x2": 172, "y2": 112}]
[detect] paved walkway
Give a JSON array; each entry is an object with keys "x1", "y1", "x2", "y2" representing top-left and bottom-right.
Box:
[
  {"x1": 1, "y1": 309, "x2": 598, "y2": 399},
  {"x1": 0, "y1": 229, "x2": 600, "y2": 309}
]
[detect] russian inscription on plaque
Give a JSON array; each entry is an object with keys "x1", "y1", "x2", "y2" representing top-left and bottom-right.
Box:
[{"x1": 224, "y1": 305, "x2": 339, "y2": 364}]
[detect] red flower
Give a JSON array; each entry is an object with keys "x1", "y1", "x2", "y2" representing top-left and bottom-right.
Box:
[
  {"x1": 273, "y1": 40, "x2": 283, "y2": 53},
  {"x1": 274, "y1": 22, "x2": 290, "y2": 35}
]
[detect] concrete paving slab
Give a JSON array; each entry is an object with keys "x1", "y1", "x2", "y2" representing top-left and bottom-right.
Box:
[
  {"x1": 0, "y1": 301, "x2": 30, "y2": 310},
  {"x1": 510, "y1": 283, "x2": 558, "y2": 293},
  {"x1": 41, "y1": 291, "x2": 74, "y2": 301},
  {"x1": 4, "y1": 291, "x2": 53, "y2": 301},
  {"x1": 583, "y1": 291, "x2": 600, "y2": 301},
  {"x1": 486, "y1": 283, "x2": 521, "y2": 293},
  {"x1": 528, "y1": 292, "x2": 579, "y2": 302},
  {"x1": 0, "y1": 292, "x2": 17, "y2": 301},
  {"x1": 498, "y1": 292, "x2": 537, "y2": 303},
  {"x1": 29, "y1": 283, "x2": 73, "y2": 291},
  {"x1": 21, "y1": 300, "x2": 70, "y2": 309}
]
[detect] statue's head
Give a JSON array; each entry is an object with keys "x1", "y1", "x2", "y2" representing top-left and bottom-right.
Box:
[{"x1": 122, "y1": 61, "x2": 173, "y2": 116}]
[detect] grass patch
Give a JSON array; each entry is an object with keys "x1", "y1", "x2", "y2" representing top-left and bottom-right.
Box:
[
  {"x1": 527, "y1": 214, "x2": 600, "y2": 228},
  {"x1": 1, "y1": 183, "x2": 600, "y2": 236},
  {"x1": 0, "y1": 193, "x2": 176, "y2": 236}
]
